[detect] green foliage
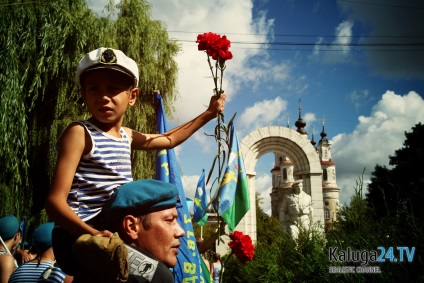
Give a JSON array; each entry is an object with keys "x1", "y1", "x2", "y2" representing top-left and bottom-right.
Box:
[
  {"x1": 367, "y1": 122, "x2": 424, "y2": 221},
  {"x1": 221, "y1": 166, "x2": 424, "y2": 282},
  {"x1": 255, "y1": 193, "x2": 284, "y2": 246},
  {"x1": 0, "y1": 0, "x2": 179, "y2": 225},
  {"x1": 363, "y1": 123, "x2": 424, "y2": 282},
  {"x1": 222, "y1": 226, "x2": 329, "y2": 282},
  {"x1": 222, "y1": 197, "x2": 329, "y2": 283}
]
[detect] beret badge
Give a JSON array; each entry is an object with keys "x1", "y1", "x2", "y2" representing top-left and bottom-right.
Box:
[{"x1": 100, "y1": 49, "x2": 117, "y2": 64}]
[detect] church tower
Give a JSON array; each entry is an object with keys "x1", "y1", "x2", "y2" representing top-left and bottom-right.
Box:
[
  {"x1": 270, "y1": 116, "x2": 295, "y2": 218},
  {"x1": 270, "y1": 154, "x2": 295, "y2": 217},
  {"x1": 269, "y1": 107, "x2": 340, "y2": 231},
  {"x1": 295, "y1": 100, "x2": 307, "y2": 137},
  {"x1": 317, "y1": 117, "x2": 340, "y2": 230}
]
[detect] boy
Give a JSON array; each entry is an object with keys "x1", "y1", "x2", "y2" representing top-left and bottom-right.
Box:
[{"x1": 45, "y1": 47, "x2": 226, "y2": 275}]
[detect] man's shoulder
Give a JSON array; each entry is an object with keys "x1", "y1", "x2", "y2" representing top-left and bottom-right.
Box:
[
  {"x1": 126, "y1": 245, "x2": 173, "y2": 283},
  {"x1": 0, "y1": 253, "x2": 15, "y2": 269},
  {"x1": 300, "y1": 191, "x2": 311, "y2": 197}
]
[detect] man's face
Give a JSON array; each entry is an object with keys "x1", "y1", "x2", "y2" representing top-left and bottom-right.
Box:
[
  {"x1": 294, "y1": 182, "x2": 302, "y2": 194},
  {"x1": 136, "y1": 207, "x2": 185, "y2": 267}
]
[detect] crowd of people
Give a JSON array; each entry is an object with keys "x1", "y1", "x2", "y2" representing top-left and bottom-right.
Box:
[
  {"x1": 0, "y1": 179, "x2": 184, "y2": 283},
  {"x1": 1, "y1": 47, "x2": 226, "y2": 282}
]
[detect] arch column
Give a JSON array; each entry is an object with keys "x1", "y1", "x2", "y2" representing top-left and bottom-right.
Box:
[{"x1": 236, "y1": 126, "x2": 324, "y2": 242}]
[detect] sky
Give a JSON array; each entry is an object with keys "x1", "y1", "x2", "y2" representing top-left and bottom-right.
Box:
[{"x1": 89, "y1": 0, "x2": 424, "y2": 215}]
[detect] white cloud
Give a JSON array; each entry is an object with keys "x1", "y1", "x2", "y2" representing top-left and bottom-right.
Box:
[
  {"x1": 149, "y1": 0, "x2": 276, "y2": 123},
  {"x1": 313, "y1": 37, "x2": 324, "y2": 55},
  {"x1": 192, "y1": 131, "x2": 214, "y2": 154},
  {"x1": 181, "y1": 174, "x2": 200, "y2": 214},
  {"x1": 304, "y1": 112, "x2": 317, "y2": 125},
  {"x1": 313, "y1": 20, "x2": 354, "y2": 63},
  {"x1": 239, "y1": 96, "x2": 288, "y2": 133},
  {"x1": 332, "y1": 90, "x2": 424, "y2": 205},
  {"x1": 334, "y1": 20, "x2": 354, "y2": 54}
]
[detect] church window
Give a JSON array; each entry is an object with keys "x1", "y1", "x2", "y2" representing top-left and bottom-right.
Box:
[
  {"x1": 283, "y1": 168, "x2": 287, "y2": 180},
  {"x1": 325, "y1": 210, "x2": 331, "y2": 220},
  {"x1": 323, "y1": 169, "x2": 328, "y2": 181}
]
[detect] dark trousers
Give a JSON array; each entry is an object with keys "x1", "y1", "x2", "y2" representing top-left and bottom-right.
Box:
[{"x1": 52, "y1": 227, "x2": 82, "y2": 276}]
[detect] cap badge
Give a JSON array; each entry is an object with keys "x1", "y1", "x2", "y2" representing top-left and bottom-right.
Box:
[{"x1": 100, "y1": 49, "x2": 117, "y2": 64}]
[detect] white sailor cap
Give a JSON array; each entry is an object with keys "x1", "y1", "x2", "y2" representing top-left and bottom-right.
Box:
[{"x1": 75, "y1": 47, "x2": 139, "y2": 87}]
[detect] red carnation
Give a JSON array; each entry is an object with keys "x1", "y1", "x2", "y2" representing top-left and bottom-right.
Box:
[
  {"x1": 196, "y1": 32, "x2": 233, "y2": 97},
  {"x1": 228, "y1": 231, "x2": 255, "y2": 264}
]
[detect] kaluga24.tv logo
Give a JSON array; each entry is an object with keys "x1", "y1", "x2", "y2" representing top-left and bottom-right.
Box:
[{"x1": 328, "y1": 246, "x2": 415, "y2": 274}]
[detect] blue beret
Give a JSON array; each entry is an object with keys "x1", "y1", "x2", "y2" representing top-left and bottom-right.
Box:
[
  {"x1": 0, "y1": 215, "x2": 19, "y2": 240},
  {"x1": 32, "y1": 222, "x2": 54, "y2": 250},
  {"x1": 103, "y1": 179, "x2": 179, "y2": 226}
]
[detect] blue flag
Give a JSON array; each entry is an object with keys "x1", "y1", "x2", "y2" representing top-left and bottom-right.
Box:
[
  {"x1": 218, "y1": 124, "x2": 250, "y2": 231},
  {"x1": 193, "y1": 169, "x2": 208, "y2": 226},
  {"x1": 19, "y1": 218, "x2": 26, "y2": 249},
  {"x1": 154, "y1": 93, "x2": 205, "y2": 283}
]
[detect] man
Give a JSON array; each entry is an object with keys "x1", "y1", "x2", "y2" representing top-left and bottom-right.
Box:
[
  {"x1": 279, "y1": 180, "x2": 313, "y2": 240},
  {"x1": 8, "y1": 222, "x2": 70, "y2": 283},
  {"x1": 0, "y1": 215, "x2": 21, "y2": 283},
  {"x1": 73, "y1": 179, "x2": 185, "y2": 283}
]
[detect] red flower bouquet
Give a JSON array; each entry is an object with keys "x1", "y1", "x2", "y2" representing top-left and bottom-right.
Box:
[
  {"x1": 218, "y1": 231, "x2": 255, "y2": 282},
  {"x1": 228, "y1": 231, "x2": 255, "y2": 264},
  {"x1": 196, "y1": 32, "x2": 235, "y2": 205},
  {"x1": 196, "y1": 32, "x2": 233, "y2": 97}
]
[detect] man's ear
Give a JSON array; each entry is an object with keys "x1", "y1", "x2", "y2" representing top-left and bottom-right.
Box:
[
  {"x1": 128, "y1": 88, "x2": 138, "y2": 106},
  {"x1": 14, "y1": 231, "x2": 22, "y2": 243},
  {"x1": 122, "y1": 215, "x2": 139, "y2": 240}
]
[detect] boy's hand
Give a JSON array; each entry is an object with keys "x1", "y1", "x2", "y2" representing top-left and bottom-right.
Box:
[
  {"x1": 94, "y1": 230, "x2": 114, "y2": 238},
  {"x1": 208, "y1": 93, "x2": 227, "y2": 116},
  {"x1": 14, "y1": 249, "x2": 32, "y2": 264}
]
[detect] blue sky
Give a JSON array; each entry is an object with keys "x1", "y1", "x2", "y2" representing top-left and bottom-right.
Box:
[{"x1": 90, "y1": 0, "x2": 424, "y2": 215}]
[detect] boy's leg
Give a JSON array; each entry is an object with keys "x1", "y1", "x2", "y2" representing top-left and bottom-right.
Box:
[{"x1": 52, "y1": 227, "x2": 83, "y2": 276}]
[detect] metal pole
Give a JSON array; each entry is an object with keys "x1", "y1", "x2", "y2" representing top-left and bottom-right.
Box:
[{"x1": 200, "y1": 225, "x2": 203, "y2": 239}]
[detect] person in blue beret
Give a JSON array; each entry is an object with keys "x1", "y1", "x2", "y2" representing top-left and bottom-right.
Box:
[
  {"x1": 0, "y1": 215, "x2": 22, "y2": 283},
  {"x1": 8, "y1": 222, "x2": 72, "y2": 283},
  {"x1": 44, "y1": 47, "x2": 226, "y2": 277},
  {"x1": 73, "y1": 179, "x2": 185, "y2": 283}
]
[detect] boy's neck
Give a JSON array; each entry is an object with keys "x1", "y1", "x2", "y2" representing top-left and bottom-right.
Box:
[{"x1": 87, "y1": 117, "x2": 123, "y2": 138}]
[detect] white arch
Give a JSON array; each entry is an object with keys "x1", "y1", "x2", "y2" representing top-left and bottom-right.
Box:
[{"x1": 235, "y1": 126, "x2": 324, "y2": 242}]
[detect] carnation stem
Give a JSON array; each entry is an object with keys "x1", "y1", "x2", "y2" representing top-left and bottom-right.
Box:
[
  {"x1": 206, "y1": 55, "x2": 219, "y2": 97},
  {"x1": 219, "y1": 251, "x2": 234, "y2": 283},
  {"x1": 214, "y1": 59, "x2": 220, "y2": 98}
]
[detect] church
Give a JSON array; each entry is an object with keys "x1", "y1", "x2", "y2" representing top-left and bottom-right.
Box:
[
  {"x1": 215, "y1": 104, "x2": 341, "y2": 254},
  {"x1": 269, "y1": 105, "x2": 340, "y2": 231}
]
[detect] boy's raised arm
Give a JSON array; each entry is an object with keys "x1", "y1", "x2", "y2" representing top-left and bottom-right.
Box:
[{"x1": 129, "y1": 94, "x2": 226, "y2": 150}]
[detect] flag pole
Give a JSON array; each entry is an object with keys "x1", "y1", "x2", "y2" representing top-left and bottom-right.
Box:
[{"x1": 201, "y1": 225, "x2": 203, "y2": 239}]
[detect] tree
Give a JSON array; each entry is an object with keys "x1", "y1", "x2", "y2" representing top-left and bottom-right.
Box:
[
  {"x1": 0, "y1": 0, "x2": 179, "y2": 221},
  {"x1": 367, "y1": 123, "x2": 424, "y2": 221},
  {"x1": 365, "y1": 123, "x2": 424, "y2": 281}
]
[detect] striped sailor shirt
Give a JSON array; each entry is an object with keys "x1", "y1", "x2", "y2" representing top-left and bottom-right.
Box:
[
  {"x1": 67, "y1": 120, "x2": 133, "y2": 222},
  {"x1": 8, "y1": 261, "x2": 66, "y2": 283}
]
